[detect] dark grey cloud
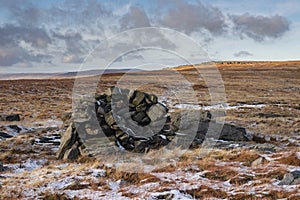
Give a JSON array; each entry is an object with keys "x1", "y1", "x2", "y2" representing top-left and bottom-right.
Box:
[
  {"x1": 0, "y1": 0, "x2": 294, "y2": 69},
  {"x1": 120, "y1": 6, "x2": 151, "y2": 29},
  {"x1": 0, "y1": 0, "x2": 108, "y2": 66},
  {"x1": 53, "y1": 31, "x2": 99, "y2": 63},
  {"x1": 0, "y1": 25, "x2": 51, "y2": 48},
  {"x1": 159, "y1": 0, "x2": 227, "y2": 35},
  {"x1": 234, "y1": 51, "x2": 253, "y2": 57},
  {"x1": 231, "y1": 13, "x2": 290, "y2": 41},
  {"x1": 0, "y1": 47, "x2": 51, "y2": 66}
]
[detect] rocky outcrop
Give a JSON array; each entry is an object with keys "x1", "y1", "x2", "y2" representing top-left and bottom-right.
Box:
[
  {"x1": 0, "y1": 114, "x2": 20, "y2": 121},
  {"x1": 57, "y1": 88, "x2": 174, "y2": 159},
  {"x1": 57, "y1": 87, "x2": 250, "y2": 160}
]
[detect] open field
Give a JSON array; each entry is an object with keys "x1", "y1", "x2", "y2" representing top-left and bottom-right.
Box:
[{"x1": 0, "y1": 61, "x2": 299, "y2": 199}]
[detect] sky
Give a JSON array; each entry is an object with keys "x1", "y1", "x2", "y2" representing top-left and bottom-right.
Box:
[{"x1": 0, "y1": 0, "x2": 299, "y2": 73}]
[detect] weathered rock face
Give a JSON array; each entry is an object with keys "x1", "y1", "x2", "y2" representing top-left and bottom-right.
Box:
[
  {"x1": 0, "y1": 114, "x2": 20, "y2": 121},
  {"x1": 57, "y1": 88, "x2": 174, "y2": 159},
  {"x1": 57, "y1": 87, "x2": 250, "y2": 160}
]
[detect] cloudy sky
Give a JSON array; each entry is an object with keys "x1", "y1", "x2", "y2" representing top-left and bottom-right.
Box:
[{"x1": 0, "y1": 0, "x2": 299, "y2": 73}]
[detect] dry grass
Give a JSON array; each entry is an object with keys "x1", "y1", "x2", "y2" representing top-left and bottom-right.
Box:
[
  {"x1": 104, "y1": 165, "x2": 160, "y2": 184},
  {"x1": 0, "y1": 62, "x2": 299, "y2": 199},
  {"x1": 182, "y1": 185, "x2": 228, "y2": 199},
  {"x1": 277, "y1": 152, "x2": 300, "y2": 166}
]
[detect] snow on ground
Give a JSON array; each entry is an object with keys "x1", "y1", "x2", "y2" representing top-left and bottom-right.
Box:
[{"x1": 173, "y1": 103, "x2": 266, "y2": 111}]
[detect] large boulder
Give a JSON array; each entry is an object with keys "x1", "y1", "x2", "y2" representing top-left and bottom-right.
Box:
[
  {"x1": 57, "y1": 87, "x2": 249, "y2": 160},
  {"x1": 57, "y1": 87, "x2": 174, "y2": 159}
]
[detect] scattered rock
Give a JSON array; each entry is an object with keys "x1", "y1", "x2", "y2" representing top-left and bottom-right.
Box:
[
  {"x1": 7, "y1": 125, "x2": 22, "y2": 133},
  {"x1": 279, "y1": 170, "x2": 300, "y2": 185},
  {"x1": 155, "y1": 193, "x2": 174, "y2": 200},
  {"x1": 253, "y1": 143, "x2": 281, "y2": 153},
  {"x1": 0, "y1": 131, "x2": 13, "y2": 139},
  {"x1": 0, "y1": 114, "x2": 20, "y2": 121},
  {"x1": 36, "y1": 135, "x2": 60, "y2": 146},
  {"x1": 257, "y1": 113, "x2": 288, "y2": 118},
  {"x1": 291, "y1": 170, "x2": 300, "y2": 179},
  {"x1": 251, "y1": 157, "x2": 267, "y2": 167},
  {"x1": 194, "y1": 121, "x2": 248, "y2": 142},
  {"x1": 252, "y1": 133, "x2": 266, "y2": 143},
  {"x1": 0, "y1": 162, "x2": 5, "y2": 172}
]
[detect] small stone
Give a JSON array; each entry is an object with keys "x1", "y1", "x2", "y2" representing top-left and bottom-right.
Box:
[
  {"x1": 292, "y1": 178, "x2": 300, "y2": 185},
  {"x1": 104, "y1": 111, "x2": 116, "y2": 126},
  {"x1": 145, "y1": 94, "x2": 158, "y2": 105},
  {"x1": 251, "y1": 157, "x2": 266, "y2": 167},
  {"x1": 155, "y1": 193, "x2": 174, "y2": 200},
  {"x1": 136, "y1": 103, "x2": 147, "y2": 112},
  {"x1": 139, "y1": 116, "x2": 151, "y2": 126},
  {"x1": 147, "y1": 104, "x2": 166, "y2": 122},
  {"x1": 97, "y1": 106, "x2": 105, "y2": 115},
  {"x1": 279, "y1": 173, "x2": 294, "y2": 185},
  {"x1": 131, "y1": 91, "x2": 145, "y2": 106},
  {"x1": 132, "y1": 111, "x2": 147, "y2": 123},
  {"x1": 291, "y1": 170, "x2": 300, "y2": 179},
  {"x1": 115, "y1": 130, "x2": 125, "y2": 138}
]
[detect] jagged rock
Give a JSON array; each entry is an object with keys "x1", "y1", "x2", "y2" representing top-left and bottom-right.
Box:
[
  {"x1": 0, "y1": 114, "x2": 20, "y2": 121},
  {"x1": 56, "y1": 123, "x2": 82, "y2": 160},
  {"x1": 63, "y1": 142, "x2": 80, "y2": 160}
]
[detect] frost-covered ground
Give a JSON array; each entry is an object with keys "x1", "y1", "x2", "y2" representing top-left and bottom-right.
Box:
[{"x1": 0, "y1": 118, "x2": 299, "y2": 199}]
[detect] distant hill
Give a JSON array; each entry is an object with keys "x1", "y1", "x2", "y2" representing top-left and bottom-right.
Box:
[
  {"x1": 169, "y1": 60, "x2": 300, "y2": 71},
  {"x1": 0, "y1": 69, "x2": 143, "y2": 80}
]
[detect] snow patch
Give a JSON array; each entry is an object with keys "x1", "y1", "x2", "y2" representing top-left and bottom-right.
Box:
[{"x1": 173, "y1": 103, "x2": 266, "y2": 111}]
